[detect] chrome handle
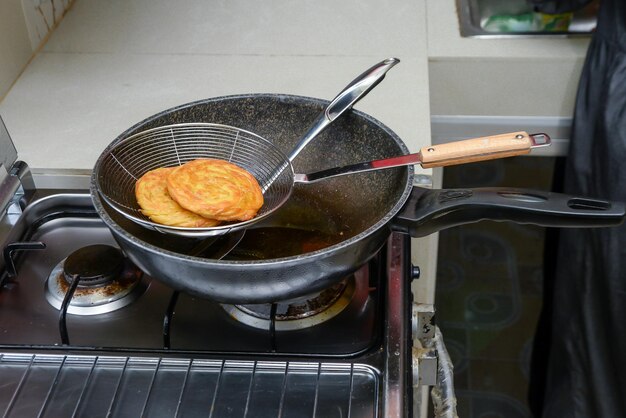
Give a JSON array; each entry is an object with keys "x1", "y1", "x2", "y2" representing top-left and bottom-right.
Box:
[{"x1": 287, "y1": 57, "x2": 400, "y2": 162}]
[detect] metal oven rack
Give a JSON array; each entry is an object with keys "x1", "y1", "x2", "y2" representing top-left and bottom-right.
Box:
[{"x1": 0, "y1": 354, "x2": 378, "y2": 418}]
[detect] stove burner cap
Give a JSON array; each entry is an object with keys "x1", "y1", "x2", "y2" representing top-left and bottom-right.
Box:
[
  {"x1": 63, "y1": 245, "x2": 124, "y2": 286},
  {"x1": 222, "y1": 277, "x2": 361, "y2": 331},
  {"x1": 46, "y1": 245, "x2": 147, "y2": 315}
]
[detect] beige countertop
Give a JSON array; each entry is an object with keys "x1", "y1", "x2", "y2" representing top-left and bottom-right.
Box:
[{"x1": 0, "y1": 0, "x2": 430, "y2": 172}]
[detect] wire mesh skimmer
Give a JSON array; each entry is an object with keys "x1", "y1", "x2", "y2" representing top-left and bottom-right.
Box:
[{"x1": 95, "y1": 123, "x2": 295, "y2": 237}]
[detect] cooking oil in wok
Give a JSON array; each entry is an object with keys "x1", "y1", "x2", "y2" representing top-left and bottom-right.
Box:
[
  {"x1": 223, "y1": 226, "x2": 346, "y2": 260},
  {"x1": 220, "y1": 188, "x2": 353, "y2": 260}
]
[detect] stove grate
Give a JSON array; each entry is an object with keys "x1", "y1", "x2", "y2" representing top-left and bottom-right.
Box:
[{"x1": 0, "y1": 353, "x2": 379, "y2": 418}]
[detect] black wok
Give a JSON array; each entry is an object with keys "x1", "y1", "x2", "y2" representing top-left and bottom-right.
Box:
[{"x1": 91, "y1": 94, "x2": 625, "y2": 303}]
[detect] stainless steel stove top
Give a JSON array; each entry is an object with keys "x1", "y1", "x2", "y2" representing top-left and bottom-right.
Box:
[
  {"x1": 1, "y1": 192, "x2": 381, "y2": 353},
  {"x1": 0, "y1": 187, "x2": 416, "y2": 417}
]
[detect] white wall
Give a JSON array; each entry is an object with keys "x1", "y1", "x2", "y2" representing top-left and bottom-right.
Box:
[
  {"x1": 0, "y1": 0, "x2": 74, "y2": 99},
  {"x1": 0, "y1": 0, "x2": 32, "y2": 99},
  {"x1": 21, "y1": 0, "x2": 75, "y2": 50}
]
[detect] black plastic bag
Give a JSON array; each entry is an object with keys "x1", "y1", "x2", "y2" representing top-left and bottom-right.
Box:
[{"x1": 530, "y1": 0, "x2": 626, "y2": 416}]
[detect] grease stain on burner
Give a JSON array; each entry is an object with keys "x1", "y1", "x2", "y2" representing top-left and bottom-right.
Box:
[
  {"x1": 222, "y1": 276, "x2": 360, "y2": 331},
  {"x1": 44, "y1": 245, "x2": 148, "y2": 316},
  {"x1": 238, "y1": 280, "x2": 348, "y2": 321},
  {"x1": 55, "y1": 267, "x2": 142, "y2": 298}
]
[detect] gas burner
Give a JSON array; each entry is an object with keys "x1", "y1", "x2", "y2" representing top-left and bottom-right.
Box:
[
  {"x1": 44, "y1": 244, "x2": 147, "y2": 315},
  {"x1": 222, "y1": 278, "x2": 357, "y2": 331}
]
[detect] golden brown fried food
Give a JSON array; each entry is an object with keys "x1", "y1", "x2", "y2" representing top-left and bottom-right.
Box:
[
  {"x1": 166, "y1": 159, "x2": 264, "y2": 222},
  {"x1": 135, "y1": 167, "x2": 220, "y2": 227}
]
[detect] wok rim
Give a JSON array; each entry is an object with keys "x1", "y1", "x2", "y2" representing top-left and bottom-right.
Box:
[{"x1": 90, "y1": 93, "x2": 414, "y2": 266}]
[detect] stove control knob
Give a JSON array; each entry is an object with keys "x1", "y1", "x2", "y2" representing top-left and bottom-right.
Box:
[{"x1": 411, "y1": 264, "x2": 421, "y2": 280}]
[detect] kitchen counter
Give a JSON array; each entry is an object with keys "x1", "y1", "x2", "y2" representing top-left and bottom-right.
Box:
[{"x1": 0, "y1": 0, "x2": 429, "y2": 172}]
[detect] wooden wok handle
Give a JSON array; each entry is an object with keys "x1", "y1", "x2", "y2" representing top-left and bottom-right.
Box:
[{"x1": 419, "y1": 131, "x2": 539, "y2": 169}]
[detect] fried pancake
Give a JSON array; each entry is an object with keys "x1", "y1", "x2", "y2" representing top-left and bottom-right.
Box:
[
  {"x1": 167, "y1": 159, "x2": 264, "y2": 222},
  {"x1": 135, "y1": 167, "x2": 220, "y2": 227}
]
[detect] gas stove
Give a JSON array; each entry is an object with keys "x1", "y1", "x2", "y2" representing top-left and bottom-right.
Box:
[
  {"x1": 0, "y1": 117, "x2": 452, "y2": 417},
  {"x1": 0, "y1": 183, "x2": 444, "y2": 418},
  {"x1": 2, "y1": 191, "x2": 383, "y2": 352}
]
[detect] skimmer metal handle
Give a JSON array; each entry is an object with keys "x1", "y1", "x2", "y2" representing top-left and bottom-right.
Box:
[
  {"x1": 295, "y1": 132, "x2": 552, "y2": 183},
  {"x1": 286, "y1": 57, "x2": 400, "y2": 162}
]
